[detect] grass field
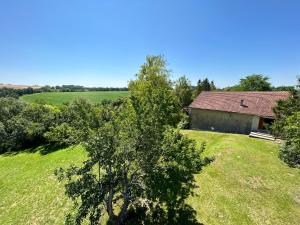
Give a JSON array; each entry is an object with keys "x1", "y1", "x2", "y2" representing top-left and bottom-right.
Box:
[
  {"x1": 20, "y1": 91, "x2": 129, "y2": 105},
  {"x1": 1, "y1": 130, "x2": 300, "y2": 225}
]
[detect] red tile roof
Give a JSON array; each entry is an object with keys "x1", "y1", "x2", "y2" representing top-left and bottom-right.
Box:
[{"x1": 189, "y1": 91, "x2": 290, "y2": 118}]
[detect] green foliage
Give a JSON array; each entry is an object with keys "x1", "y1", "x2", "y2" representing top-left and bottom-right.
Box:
[
  {"x1": 279, "y1": 112, "x2": 300, "y2": 167},
  {"x1": 224, "y1": 74, "x2": 273, "y2": 91},
  {"x1": 195, "y1": 79, "x2": 202, "y2": 95},
  {"x1": 174, "y1": 76, "x2": 193, "y2": 108},
  {"x1": 57, "y1": 56, "x2": 204, "y2": 224},
  {"x1": 44, "y1": 123, "x2": 82, "y2": 146},
  {"x1": 56, "y1": 100, "x2": 141, "y2": 225},
  {"x1": 4, "y1": 116, "x2": 32, "y2": 150},
  {"x1": 201, "y1": 78, "x2": 212, "y2": 91},
  {"x1": 0, "y1": 97, "x2": 26, "y2": 121},
  {"x1": 273, "y1": 86, "x2": 296, "y2": 91},
  {"x1": 0, "y1": 97, "x2": 108, "y2": 153},
  {"x1": 223, "y1": 84, "x2": 243, "y2": 91},
  {"x1": 239, "y1": 74, "x2": 272, "y2": 91},
  {"x1": 272, "y1": 91, "x2": 300, "y2": 138},
  {"x1": 43, "y1": 99, "x2": 102, "y2": 146},
  {"x1": 0, "y1": 97, "x2": 56, "y2": 153},
  {"x1": 0, "y1": 87, "x2": 41, "y2": 98},
  {"x1": 284, "y1": 112, "x2": 300, "y2": 142},
  {"x1": 271, "y1": 78, "x2": 300, "y2": 167},
  {"x1": 194, "y1": 78, "x2": 216, "y2": 96},
  {"x1": 129, "y1": 55, "x2": 181, "y2": 132},
  {"x1": 145, "y1": 128, "x2": 203, "y2": 218},
  {"x1": 210, "y1": 81, "x2": 216, "y2": 90}
]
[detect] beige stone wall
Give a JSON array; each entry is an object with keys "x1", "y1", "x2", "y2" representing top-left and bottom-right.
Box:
[{"x1": 190, "y1": 108, "x2": 258, "y2": 134}]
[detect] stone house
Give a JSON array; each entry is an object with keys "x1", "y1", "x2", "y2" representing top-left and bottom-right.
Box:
[{"x1": 189, "y1": 91, "x2": 290, "y2": 134}]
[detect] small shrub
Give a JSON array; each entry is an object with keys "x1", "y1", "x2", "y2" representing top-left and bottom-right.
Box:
[{"x1": 279, "y1": 142, "x2": 300, "y2": 168}]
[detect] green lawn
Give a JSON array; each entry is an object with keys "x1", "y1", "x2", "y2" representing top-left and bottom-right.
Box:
[
  {"x1": 1, "y1": 130, "x2": 300, "y2": 225},
  {"x1": 183, "y1": 130, "x2": 300, "y2": 225},
  {"x1": 0, "y1": 146, "x2": 87, "y2": 225},
  {"x1": 20, "y1": 91, "x2": 129, "y2": 105}
]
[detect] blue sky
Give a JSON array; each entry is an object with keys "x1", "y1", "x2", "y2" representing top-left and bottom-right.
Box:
[{"x1": 0, "y1": 0, "x2": 299, "y2": 87}]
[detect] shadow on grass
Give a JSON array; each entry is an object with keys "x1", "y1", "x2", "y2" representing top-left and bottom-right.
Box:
[
  {"x1": 39, "y1": 144, "x2": 66, "y2": 155},
  {"x1": 1, "y1": 145, "x2": 40, "y2": 156},
  {"x1": 120, "y1": 155, "x2": 214, "y2": 225},
  {"x1": 1, "y1": 144, "x2": 66, "y2": 156},
  {"x1": 124, "y1": 203, "x2": 204, "y2": 225}
]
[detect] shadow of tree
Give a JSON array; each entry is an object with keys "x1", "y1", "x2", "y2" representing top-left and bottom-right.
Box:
[
  {"x1": 116, "y1": 154, "x2": 214, "y2": 225},
  {"x1": 123, "y1": 203, "x2": 204, "y2": 225},
  {"x1": 39, "y1": 144, "x2": 66, "y2": 155},
  {"x1": 1, "y1": 144, "x2": 66, "y2": 156},
  {"x1": 1, "y1": 145, "x2": 40, "y2": 156}
]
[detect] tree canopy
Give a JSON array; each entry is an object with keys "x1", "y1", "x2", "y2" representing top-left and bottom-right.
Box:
[
  {"x1": 56, "y1": 56, "x2": 207, "y2": 225},
  {"x1": 239, "y1": 74, "x2": 272, "y2": 91},
  {"x1": 279, "y1": 112, "x2": 300, "y2": 167},
  {"x1": 194, "y1": 78, "x2": 216, "y2": 96},
  {"x1": 272, "y1": 79, "x2": 300, "y2": 167},
  {"x1": 174, "y1": 76, "x2": 193, "y2": 108}
]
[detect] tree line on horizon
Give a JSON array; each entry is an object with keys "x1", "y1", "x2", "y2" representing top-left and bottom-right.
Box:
[
  {"x1": 0, "y1": 85, "x2": 129, "y2": 98},
  {"x1": 1, "y1": 72, "x2": 297, "y2": 101}
]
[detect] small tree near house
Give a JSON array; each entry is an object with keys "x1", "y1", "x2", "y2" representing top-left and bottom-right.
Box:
[
  {"x1": 272, "y1": 78, "x2": 300, "y2": 167},
  {"x1": 174, "y1": 75, "x2": 193, "y2": 108}
]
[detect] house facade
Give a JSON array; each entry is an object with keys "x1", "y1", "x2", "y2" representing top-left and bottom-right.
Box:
[{"x1": 189, "y1": 91, "x2": 290, "y2": 134}]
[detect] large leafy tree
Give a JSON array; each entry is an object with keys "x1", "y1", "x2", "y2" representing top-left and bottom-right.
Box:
[
  {"x1": 239, "y1": 74, "x2": 272, "y2": 91},
  {"x1": 174, "y1": 75, "x2": 193, "y2": 108},
  {"x1": 57, "y1": 56, "x2": 205, "y2": 225},
  {"x1": 128, "y1": 55, "x2": 181, "y2": 129},
  {"x1": 279, "y1": 112, "x2": 300, "y2": 167},
  {"x1": 56, "y1": 101, "x2": 141, "y2": 225},
  {"x1": 271, "y1": 92, "x2": 300, "y2": 138},
  {"x1": 0, "y1": 97, "x2": 57, "y2": 152},
  {"x1": 272, "y1": 78, "x2": 300, "y2": 138},
  {"x1": 272, "y1": 79, "x2": 300, "y2": 167},
  {"x1": 128, "y1": 55, "x2": 181, "y2": 169},
  {"x1": 44, "y1": 99, "x2": 101, "y2": 146}
]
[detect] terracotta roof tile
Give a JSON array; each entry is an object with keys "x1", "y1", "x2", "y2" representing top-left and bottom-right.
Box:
[{"x1": 189, "y1": 91, "x2": 290, "y2": 118}]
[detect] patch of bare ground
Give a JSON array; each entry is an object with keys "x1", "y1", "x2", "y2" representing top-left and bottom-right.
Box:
[{"x1": 0, "y1": 83, "x2": 41, "y2": 89}]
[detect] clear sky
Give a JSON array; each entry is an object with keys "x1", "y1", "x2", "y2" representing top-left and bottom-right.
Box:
[{"x1": 0, "y1": 0, "x2": 299, "y2": 88}]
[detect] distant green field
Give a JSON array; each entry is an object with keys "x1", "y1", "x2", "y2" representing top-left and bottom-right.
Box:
[{"x1": 20, "y1": 91, "x2": 129, "y2": 105}]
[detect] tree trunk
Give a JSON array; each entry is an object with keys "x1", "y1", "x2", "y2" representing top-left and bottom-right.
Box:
[
  {"x1": 107, "y1": 164, "x2": 117, "y2": 224},
  {"x1": 118, "y1": 193, "x2": 129, "y2": 225},
  {"x1": 117, "y1": 168, "x2": 130, "y2": 225}
]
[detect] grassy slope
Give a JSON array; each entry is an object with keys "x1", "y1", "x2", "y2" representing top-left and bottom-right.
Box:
[
  {"x1": 20, "y1": 91, "x2": 129, "y2": 105},
  {"x1": 0, "y1": 146, "x2": 87, "y2": 225},
  {"x1": 0, "y1": 130, "x2": 299, "y2": 225},
  {"x1": 183, "y1": 130, "x2": 300, "y2": 225}
]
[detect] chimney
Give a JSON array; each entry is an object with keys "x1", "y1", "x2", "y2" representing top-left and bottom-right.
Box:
[{"x1": 240, "y1": 99, "x2": 244, "y2": 106}]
